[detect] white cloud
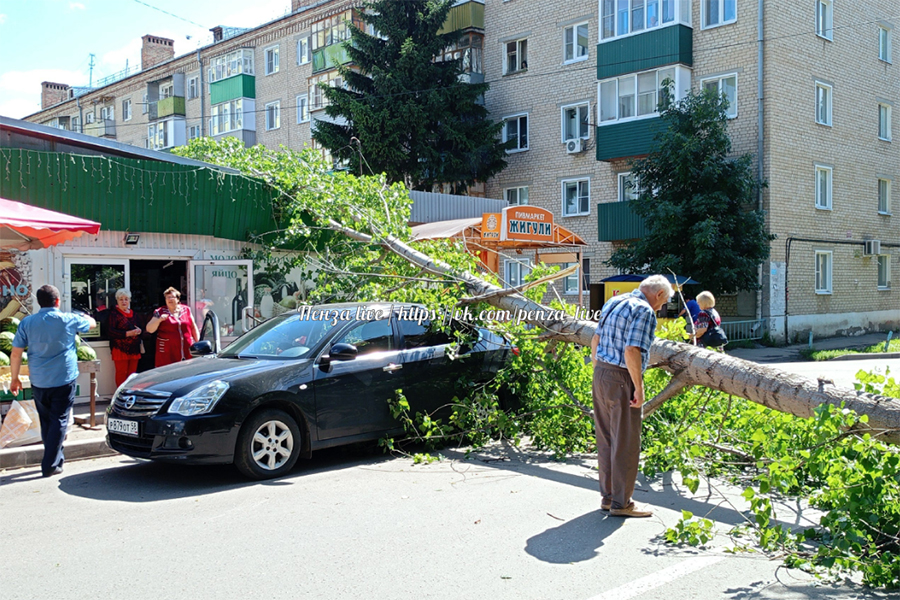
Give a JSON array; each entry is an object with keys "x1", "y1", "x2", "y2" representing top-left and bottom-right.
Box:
[
  {"x1": 0, "y1": 68, "x2": 86, "y2": 119},
  {"x1": 0, "y1": 14, "x2": 7, "y2": 25},
  {"x1": 69, "y1": 2, "x2": 86, "y2": 10}
]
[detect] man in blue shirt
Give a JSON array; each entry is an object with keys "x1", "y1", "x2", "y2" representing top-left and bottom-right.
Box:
[
  {"x1": 10, "y1": 285, "x2": 95, "y2": 477},
  {"x1": 590, "y1": 275, "x2": 673, "y2": 518}
]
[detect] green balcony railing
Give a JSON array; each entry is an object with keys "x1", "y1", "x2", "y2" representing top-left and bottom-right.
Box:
[
  {"x1": 596, "y1": 117, "x2": 664, "y2": 162},
  {"x1": 597, "y1": 201, "x2": 648, "y2": 242},
  {"x1": 597, "y1": 24, "x2": 692, "y2": 80},
  {"x1": 156, "y1": 96, "x2": 185, "y2": 119},
  {"x1": 312, "y1": 43, "x2": 353, "y2": 74},
  {"x1": 209, "y1": 74, "x2": 256, "y2": 105},
  {"x1": 438, "y1": 0, "x2": 484, "y2": 34}
]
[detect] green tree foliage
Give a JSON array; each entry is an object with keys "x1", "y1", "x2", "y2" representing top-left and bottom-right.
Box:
[
  {"x1": 607, "y1": 88, "x2": 775, "y2": 295},
  {"x1": 313, "y1": 0, "x2": 509, "y2": 193}
]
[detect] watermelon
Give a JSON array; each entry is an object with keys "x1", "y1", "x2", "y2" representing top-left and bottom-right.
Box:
[
  {"x1": 76, "y1": 345, "x2": 97, "y2": 362},
  {"x1": 0, "y1": 351, "x2": 9, "y2": 366},
  {"x1": 0, "y1": 331, "x2": 14, "y2": 354},
  {"x1": 279, "y1": 296, "x2": 298, "y2": 309},
  {"x1": 0, "y1": 317, "x2": 20, "y2": 334},
  {"x1": 75, "y1": 334, "x2": 83, "y2": 347}
]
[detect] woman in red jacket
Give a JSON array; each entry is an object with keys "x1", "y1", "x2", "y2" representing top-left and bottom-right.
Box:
[
  {"x1": 107, "y1": 288, "x2": 142, "y2": 386},
  {"x1": 146, "y1": 287, "x2": 200, "y2": 368}
]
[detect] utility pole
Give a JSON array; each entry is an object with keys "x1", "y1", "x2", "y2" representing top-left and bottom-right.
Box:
[{"x1": 88, "y1": 53, "x2": 96, "y2": 87}]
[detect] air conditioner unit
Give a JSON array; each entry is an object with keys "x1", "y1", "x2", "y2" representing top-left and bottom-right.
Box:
[
  {"x1": 864, "y1": 240, "x2": 882, "y2": 255},
  {"x1": 566, "y1": 139, "x2": 583, "y2": 154}
]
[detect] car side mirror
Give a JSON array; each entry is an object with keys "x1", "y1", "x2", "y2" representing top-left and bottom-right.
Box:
[
  {"x1": 190, "y1": 340, "x2": 214, "y2": 356},
  {"x1": 329, "y1": 343, "x2": 358, "y2": 361}
]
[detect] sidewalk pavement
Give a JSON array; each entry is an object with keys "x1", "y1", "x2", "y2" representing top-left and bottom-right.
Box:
[
  {"x1": 727, "y1": 331, "x2": 896, "y2": 364},
  {"x1": 0, "y1": 404, "x2": 114, "y2": 471},
  {"x1": 3, "y1": 332, "x2": 895, "y2": 471}
]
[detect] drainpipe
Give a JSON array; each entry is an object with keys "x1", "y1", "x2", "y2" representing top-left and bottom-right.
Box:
[
  {"x1": 198, "y1": 50, "x2": 205, "y2": 136},
  {"x1": 75, "y1": 96, "x2": 83, "y2": 133},
  {"x1": 756, "y1": 0, "x2": 765, "y2": 323}
]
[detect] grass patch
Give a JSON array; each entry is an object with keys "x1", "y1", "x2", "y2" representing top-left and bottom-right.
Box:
[
  {"x1": 800, "y1": 338, "x2": 900, "y2": 361},
  {"x1": 725, "y1": 339, "x2": 757, "y2": 350}
]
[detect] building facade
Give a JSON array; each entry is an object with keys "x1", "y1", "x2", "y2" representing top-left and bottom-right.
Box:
[{"x1": 19, "y1": 0, "x2": 899, "y2": 340}]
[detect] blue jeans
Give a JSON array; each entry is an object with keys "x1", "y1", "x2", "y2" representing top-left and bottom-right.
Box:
[{"x1": 32, "y1": 381, "x2": 77, "y2": 475}]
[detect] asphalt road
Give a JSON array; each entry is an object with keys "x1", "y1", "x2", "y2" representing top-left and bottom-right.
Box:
[
  {"x1": 767, "y1": 357, "x2": 898, "y2": 391},
  {"x1": 0, "y1": 446, "x2": 891, "y2": 600}
]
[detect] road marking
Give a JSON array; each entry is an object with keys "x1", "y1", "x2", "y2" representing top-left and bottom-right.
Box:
[{"x1": 584, "y1": 555, "x2": 726, "y2": 600}]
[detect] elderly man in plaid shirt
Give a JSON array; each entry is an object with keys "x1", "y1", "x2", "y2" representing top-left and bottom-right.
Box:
[{"x1": 590, "y1": 275, "x2": 673, "y2": 518}]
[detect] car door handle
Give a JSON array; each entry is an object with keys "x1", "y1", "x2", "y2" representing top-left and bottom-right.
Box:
[{"x1": 383, "y1": 363, "x2": 403, "y2": 372}]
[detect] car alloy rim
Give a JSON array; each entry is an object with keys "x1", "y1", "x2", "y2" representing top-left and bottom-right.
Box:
[{"x1": 251, "y1": 419, "x2": 294, "y2": 471}]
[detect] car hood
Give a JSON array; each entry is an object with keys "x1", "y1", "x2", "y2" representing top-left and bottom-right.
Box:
[{"x1": 124, "y1": 356, "x2": 312, "y2": 395}]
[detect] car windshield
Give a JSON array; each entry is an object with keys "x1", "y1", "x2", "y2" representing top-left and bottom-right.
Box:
[{"x1": 219, "y1": 312, "x2": 344, "y2": 359}]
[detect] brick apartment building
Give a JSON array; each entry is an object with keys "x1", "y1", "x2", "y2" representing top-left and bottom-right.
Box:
[{"x1": 19, "y1": 0, "x2": 899, "y2": 341}]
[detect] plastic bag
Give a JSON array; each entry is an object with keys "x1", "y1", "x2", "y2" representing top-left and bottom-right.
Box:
[{"x1": 0, "y1": 399, "x2": 42, "y2": 448}]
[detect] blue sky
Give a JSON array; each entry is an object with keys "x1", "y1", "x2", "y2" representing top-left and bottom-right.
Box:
[{"x1": 0, "y1": 0, "x2": 290, "y2": 118}]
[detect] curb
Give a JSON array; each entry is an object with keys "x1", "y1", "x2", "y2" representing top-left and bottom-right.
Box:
[
  {"x1": 827, "y1": 352, "x2": 900, "y2": 362},
  {"x1": 0, "y1": 436, "x2": 117, "y2": 470}
]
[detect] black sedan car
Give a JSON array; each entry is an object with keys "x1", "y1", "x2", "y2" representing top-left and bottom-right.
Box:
[{"x1": 107, "y1": 303, "x2": 514, "y2": 479}]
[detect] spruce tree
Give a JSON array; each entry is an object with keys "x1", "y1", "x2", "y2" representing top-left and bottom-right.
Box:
[
  {"x1": 607, "y1": 88, "x2": 775, "y2": 295},
  {"x1": 313, "y1": 0, "x2": 508, "y2": 193}
]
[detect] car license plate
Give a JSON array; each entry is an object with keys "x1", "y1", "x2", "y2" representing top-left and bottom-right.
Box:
[{"x1": 108, "y1": 418, "x2": 139, "y2": 436}]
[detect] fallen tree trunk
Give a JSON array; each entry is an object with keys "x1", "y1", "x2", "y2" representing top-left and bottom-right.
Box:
[{"x1": 331, "y1": 228, "x2": 900, "y2": 444}]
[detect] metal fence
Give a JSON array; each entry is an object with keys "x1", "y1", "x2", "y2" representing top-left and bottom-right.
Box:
[{"x1": 722, "y1": 319, "x2": 766, "y2": 342}]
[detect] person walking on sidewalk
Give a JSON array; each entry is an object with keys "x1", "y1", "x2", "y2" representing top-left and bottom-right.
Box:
[
  {"x1": 9, "y1": 285, "x2": 95, "y2": 477},
  {"x1": 590, "y1": 275, "x2": 673, "y2": 518}
]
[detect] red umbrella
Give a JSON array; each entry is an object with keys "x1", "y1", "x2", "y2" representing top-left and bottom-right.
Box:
[{"x1": 0, "y1": 197, "x2": 101, "y2": 251}]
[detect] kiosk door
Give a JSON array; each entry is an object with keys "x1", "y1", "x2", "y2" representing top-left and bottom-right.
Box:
[{"x1": 188, "y1": 260, "x2": 253, "y2": 346}]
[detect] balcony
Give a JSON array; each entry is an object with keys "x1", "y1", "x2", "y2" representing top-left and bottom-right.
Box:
[
  {"x1": 84, "y1": 119, "x2": 116, "y2": 138},
  {"x1": 209, "y1": 74, "x2": 256, "y2": 105},
  {"x1": 312, "y1": 43, "x2": 353, "y2": 74},
  {"x1": 597, "y1": 24, "x2": 692, "y2": 80},
  {"x1": 597, "y1": 201, "x2": 648, "y2": 242},
  {"x1": 596, "y1": 117, "x2": 664, "y2": 162},
  {"x1": 438, "y1": 0, "x2": 484, "y2": 34},
  {"x1": 155, "y1": 96, "x2": 185, "y2": 119}
]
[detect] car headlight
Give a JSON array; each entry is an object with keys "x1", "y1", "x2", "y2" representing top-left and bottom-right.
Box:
[{"x1": 168, "y1": 380, "x2": 230, "y2": 417}]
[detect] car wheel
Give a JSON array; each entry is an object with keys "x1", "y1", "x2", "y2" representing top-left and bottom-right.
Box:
[{"x1": 234, "y1": 408, "x2": 301, "y2": 479}]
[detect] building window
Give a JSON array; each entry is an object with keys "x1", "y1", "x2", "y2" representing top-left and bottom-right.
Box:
[
  {"x1": 815, "y1": 165, "x2": 833, "y2": 210},
  {"x1": 879, "y1": 103, "x2": 892, "y2": 141},
  {"x1": 309, "y1": 70, "x2": 343, "y2": 111},
  {"x1": 702, "y1": 0, "x2": 736, "y2": 29},
  {"x1": 297, "y1": 94, "x2": 309, "y2": 123},
  {"x1": 879, "y1": 26, "x2": 892, "y2": 62},
  {"x1": 562, "y1": 103, "x2": 590, "y2": 142},
  {"x1": 100, "y1": 106, "x2": 114, "y2": 121},
  {"x1": 265, "y1": 101, "x2": 281, "y2": 130},
  {"x1": 878, "y1": 255, "x2": 891, "y2": 289},
  {"x1": 816, "y1": 0, "x2": 833, "y2": 40},
  {"x1": 815, "y1": 251, "x2": 833, "y2": 294},
  {"x1": 122, "y1": 99, "x2": 132, "y2": 121},
  {"x1": 599, "y1": 66, "x2": 685, "y2": 124},
  {"x1": 503, "y1": 114, "x2": 528, "y2": 152},
  {"x1": 160, "y1": 83, "x2": 173, "y2": 99},
  {"x1": 701, "y1": 73, "x2": 737, "y2": 118},
  {"x1": 148, "y1": 122, "x2": 169, "y2": 150},
  {"x1": 188, "y1": 77, "x2": 199, "y2": 99},
  {"x1": 618, "y1": 172, "x2": 641, "y2": 201},
  {"x1": 879, "y1": 178, "x2": 891, "y2": 214},
  {"x1": 188, "y1": 125, "x2": 201, "y2": 140},
  {"x1": 208, "y1": 48, "x2": 254, "y2": 83},
  {"x1": 815, "y1": 82, "x2": 832, "y2": 126},
  {"x1": 210, "y1": 99, "x2": 244, "y2": 135},
  {"x1": 311, "y1": 9, "x2": 359, "y2": 52},
  {"x1": 504, "y1": 38, "x2": 527, "y2": 74},
  {"x1": 602, "y1": 0, "x2": 690, "y2": 40},
  {"x1": 71, "y1": 116, "x2": 80, "y2": 132},
  {"x1": 85, "y1": 112, "x2": 94, "y2": 124},
  {"x1": 142, "y1": 93, "x2": 148, "y2": 114},
  {"x1": 297, "y1": 36, "x2": 311, "y2": 65},
  {"x1": 564, "y1": 23, "x2": 589, "y2": 63},
  {"x1": 562, "y1": 178, "x2": 590, "y2": 216},
  {"x1": 505, "y1": 186, "x2": 529, "y2": 206},
  {"x1": 505, "y1": 258, "x2": 532, "y2": 288},
  {"x1": 265, "y1": 46, "x2": 280, "y2": 75},
  {"x1": 561, "y1": 262, "x2": 580, "y2": 294}
]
